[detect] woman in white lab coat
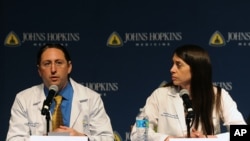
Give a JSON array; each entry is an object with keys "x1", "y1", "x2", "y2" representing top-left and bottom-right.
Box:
[{"x1": 130, "y1": 44, "x2": 246, "y2": 141}]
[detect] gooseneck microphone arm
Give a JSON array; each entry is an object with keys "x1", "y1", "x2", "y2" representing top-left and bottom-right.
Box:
[
  {"x1": 186, "y1": 110, "x2": 194, "y2": 138},
  {"x1": 41, "y1": 85, "x2": 59, "y2": 135},
  {"x1": 45, "y1": 111, "x2": 50, "y2": 135},
  {"x1": 179, "y1": 89, "x2": 195, "y2": 138}
]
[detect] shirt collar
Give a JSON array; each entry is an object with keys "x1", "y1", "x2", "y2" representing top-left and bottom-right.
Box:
[
  {"x1": 44, "y1": 82, "x2": 73, "y2": 100},
  {"x1": 60, "y1": 82, "x2": 73, "y2": 100}
]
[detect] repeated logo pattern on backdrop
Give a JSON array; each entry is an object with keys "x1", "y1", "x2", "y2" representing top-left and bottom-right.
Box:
[{"x1": 2, "y1": 1, "x2": 250, "y2": 141}]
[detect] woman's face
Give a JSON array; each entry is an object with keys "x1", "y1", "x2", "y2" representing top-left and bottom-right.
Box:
[{"x1": 170, "y1": 54, "x2": 191, "y2": 90}]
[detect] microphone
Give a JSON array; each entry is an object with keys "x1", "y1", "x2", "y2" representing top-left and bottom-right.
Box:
[
  {"x1": 179, "y1": 89, "x2": 194, "y2": 114},
  {"x1": 41, "y1": 85, "x2": 59, "y2": 115},
  {"x1": 180, "y1": 89, "x2": 194, "y2": 138}
]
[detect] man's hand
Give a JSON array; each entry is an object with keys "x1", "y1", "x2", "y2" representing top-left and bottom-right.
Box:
[{"x1": 53, "y1": 125, "x2": 87, "y2": 136}]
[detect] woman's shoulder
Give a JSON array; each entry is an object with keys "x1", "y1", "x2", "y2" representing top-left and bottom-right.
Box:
[
  {"x1": 152, "y1": 86, "x2": 179, "y2": 97},
  {"x1": 213, "y1": 86, "x2": 229, "y2": 95},
  {"x1": 213, "y1": 85, "x2": 233, "y2": 102}
]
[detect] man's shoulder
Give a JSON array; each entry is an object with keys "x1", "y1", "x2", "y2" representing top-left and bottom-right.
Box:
[
  {"x1": 70, "y1": 79, "x2": 101, "y2": 97},
  {"x1": 16, "y1": 84, "x2": 44, "y2": 97},
  {"x1": 14, "y1": 84, "x2": 44, "y2": 105}
]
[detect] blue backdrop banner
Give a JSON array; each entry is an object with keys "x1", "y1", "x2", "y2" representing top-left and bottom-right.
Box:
[{"x1": 1, "y1": 0, "x2": 250, "y2": 141}]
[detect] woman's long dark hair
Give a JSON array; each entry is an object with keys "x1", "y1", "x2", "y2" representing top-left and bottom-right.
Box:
[{"x1": 166, "y1": 44, "x2": 221, "y2": 135}]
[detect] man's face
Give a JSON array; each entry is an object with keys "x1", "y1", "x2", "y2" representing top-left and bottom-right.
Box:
[{"x1": 38, "y1": 48, "x2": 72, "y2": 90}]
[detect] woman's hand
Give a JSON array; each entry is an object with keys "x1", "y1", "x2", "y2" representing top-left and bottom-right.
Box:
[
  {"x1": 164, "y1": 128, "x2": 218, "y2": 141},
  {"x1": 164, "y1": 136, "x2": 174, "y2": 141},
  {"x1": 191, "y1": 128, "x2": 217, "y2": 138}
]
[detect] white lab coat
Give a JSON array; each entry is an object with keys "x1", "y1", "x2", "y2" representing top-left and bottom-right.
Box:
[
  {"x1": 130, "y1": 86, "x2": 246, "y2": 141},
  {"x1": 6, "y1": 78, "x2": 114, "y2": 141}
]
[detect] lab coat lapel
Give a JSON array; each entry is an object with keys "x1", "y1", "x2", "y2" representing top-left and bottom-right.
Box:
[{"x1": 70, "y1": 97, "x2": 81, "y2": 127}]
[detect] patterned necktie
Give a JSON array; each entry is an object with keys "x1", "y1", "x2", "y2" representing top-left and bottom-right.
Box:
[{"x1": 52, "y1": 95, "x2": 63, "y2": 131}]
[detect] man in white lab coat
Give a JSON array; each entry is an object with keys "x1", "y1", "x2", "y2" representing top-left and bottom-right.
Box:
[{"x1": 6, "y1": 44, "x2": 114, "y2": 141}]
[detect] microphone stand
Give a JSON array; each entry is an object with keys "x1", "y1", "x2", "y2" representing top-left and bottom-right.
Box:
[
  {"x1": 45, "y1": 111, "x2": 51, "y2": 135},
  {"x1": 186, "y1": 111, "x2": 194, "y2": 138},
  {"x1": 41, "y1": 100, "x2": 51, "y2": 136}
]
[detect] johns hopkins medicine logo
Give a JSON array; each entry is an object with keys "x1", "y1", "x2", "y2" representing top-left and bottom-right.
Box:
[
  {"x1": 107, "y1": 31, "x2": 182, "y2": 48},
  {"x1": 4, "y1": 31, "x2": 21, "y2": 47},
  {"x1": 4, "y1": 31, "x2": 80, "y2": 47},
  {"x1": 209, "y1": 31, "x2": 226, "y2": 47},
  {"x1": 209, "y1": 30, "x2": 250, "y2": 47}
]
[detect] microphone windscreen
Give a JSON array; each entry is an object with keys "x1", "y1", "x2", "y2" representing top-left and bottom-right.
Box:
[
  {"x1": 179, "y1": 89, "x2": 189, "y2": 97},
  {"x1": 49, "y1": 85, "x2": 58, "y2": 93}
]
